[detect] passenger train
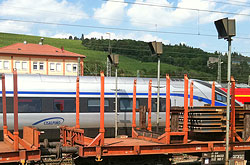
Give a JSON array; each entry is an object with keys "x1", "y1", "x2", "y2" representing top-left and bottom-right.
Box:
[
  {"x1": 0, "y1": 74, "x2": 242, "y2": 138},
  {"x1": 221, "y1": 87, "x2": 250, "y2": 104}
]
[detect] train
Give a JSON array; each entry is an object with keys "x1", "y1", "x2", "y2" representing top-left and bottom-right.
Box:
[
  {"x1": 221, "y1": 87, "x2": 250, "y2": 104},
  {"x1": 0, "y1": 74, "x2": 242, "y2": 138}
]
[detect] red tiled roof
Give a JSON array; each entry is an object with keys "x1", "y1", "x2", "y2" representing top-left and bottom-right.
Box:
[{"x1": 0, "y1": 43, "x2": 86, "y2": 58}]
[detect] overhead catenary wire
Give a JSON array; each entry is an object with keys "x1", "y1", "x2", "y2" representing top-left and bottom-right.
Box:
[
  {"x1": 201, "y1": 0, "x2": 250, "y2": 8},
  {"x1": 2, "y1": 34, "x2": 250, "y2": 55},
  {"x1": 104, "y1": 0, "x2": 250, "y2": 17},
  {"x1": 0, "y1": 4, "x2": 157, "y2": 27},
  {"x1": 1, "y1": 18, "x2": 250, "y2": 41},
  {"x1": 206, "y1": 0, "x2": 250, "y2": 6},
  {"x1": 1, "y1": 2, "x2": 249, "y2": 36}
]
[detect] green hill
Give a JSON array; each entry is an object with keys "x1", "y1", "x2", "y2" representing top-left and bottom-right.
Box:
[{"x1": 0, "y1": 32, "x2": 249, "y2": 83}]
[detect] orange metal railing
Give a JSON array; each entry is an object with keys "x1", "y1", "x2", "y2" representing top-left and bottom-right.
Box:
[{"x1": 147, "y1": 80, "x2": 152, "y2": 131}]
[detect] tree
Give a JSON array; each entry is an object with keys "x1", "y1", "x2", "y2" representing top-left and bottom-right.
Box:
[{"x1": 69, "y1": 36, "x2": 73, "y2": 40}]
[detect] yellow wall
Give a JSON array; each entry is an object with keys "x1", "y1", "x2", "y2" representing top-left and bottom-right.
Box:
[
  {"x1": 0, "y1": 54, "x2": 82, "y2": 76},
  {"x1": 0, "y1": 56, "x2": 12, "y2": 73},
  {"x1": 65, "y1": 59, "x2": 78, "y2": 76},
  {"x1": 31, "y1": 58, "x2": 46, "y2": 75},
  {"x1": 13, "y1": 56, "x2": 29, "y2": 74},
  {"x1": 48, "y1": 59, "x2": 63, "y2": 75}
]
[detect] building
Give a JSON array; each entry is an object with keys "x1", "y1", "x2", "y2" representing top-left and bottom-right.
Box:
[
  {"x1": 0, "y1": 42, "x2": 85, "y2": 76},
  {"x1": 232, "y1": 61, "x2": 241, "y2": 65},
  {"x1": 207, "y1": 57, "x2": 219, "y2": 66}
]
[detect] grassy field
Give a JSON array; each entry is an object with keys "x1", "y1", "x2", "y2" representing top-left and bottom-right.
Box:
[{"x1": 0, "y1": 32, "x2": 214, "y2": 79}]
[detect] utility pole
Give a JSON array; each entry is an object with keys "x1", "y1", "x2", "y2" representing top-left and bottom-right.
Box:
[
  {"x1": 156, "y1": 55, "x2": 160, "y2": 133},
  {"x1": 114, "y1": 66, "x2": 118, "y2": 137},
  {"x1": 248, "y1": 75, "x2": 250, "y2": 86},
  {"x1": 217, "y1": 54, "x2": 222, "y2": 84},
  {"x1": 77, "y1": 57, "x2": 81, "y2": 76},
  {"x1": 225, "y1": 37, "x2": 232, "y2": 165},
  {"x1": 148, "y1": 41, "x2": 163, "y2": 133},
  {"x1": 106, "y1": 32, "x2": 112, "y2": 77},
  {"x1": 107, "y1": 54, "x2": 119, "y2": 137},
  {"x1": 215, "y1": 17, "x2": 236, "y2": 165}
]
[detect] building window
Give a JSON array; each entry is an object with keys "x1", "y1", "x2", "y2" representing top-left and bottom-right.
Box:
[
  {"x1": 0, "y1": 61, "x2": 2, "y2": 70},
  {"x1": 66, "y1": 64, "x2": 71, "y2": 72},
  {"x1": 50, "y1": 63, "x2": 55, "y2": 71},
  {"x1": 56, "y1": 63, "x2": 61, "y2": 72},
  {"x1": 33, "y1": 62, "x2": 38, "y2": 70},
  {"x1": 22, "y1": 62, "x2": 27, "y2": 70},
  {"x1": 15, "y1": 61, "x2": 21, "y2": 70},
  {"x1": 39, "y1": 62, "x2": 44, "y2": 70},
  {"x1": 73, "y1": 64, "x2": 77, "y2": 72},
  {"x1": 4, "y1": 61, "x2": 9, "y2": 70}
]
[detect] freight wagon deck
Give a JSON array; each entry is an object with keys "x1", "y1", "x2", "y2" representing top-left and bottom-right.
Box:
[
  {"x1": 1, "y1": 71, "x2": 250, "y2": 164},
  {"x1": 58, "y1": 73, "x2": 250, "y2": 164}
]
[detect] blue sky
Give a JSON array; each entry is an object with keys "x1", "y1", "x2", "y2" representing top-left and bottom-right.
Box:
[{"x1": 0, "y1": 0, "x2": 250, "y2": 56}]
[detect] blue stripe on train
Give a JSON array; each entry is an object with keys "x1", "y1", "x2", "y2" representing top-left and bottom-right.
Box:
[{"x1": 0, "y1": 91, "x2": 226, "y2": 106}]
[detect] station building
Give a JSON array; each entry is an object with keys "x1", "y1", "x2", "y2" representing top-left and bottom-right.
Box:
[{"x1": 0, "y1": 42, "x2": 85, "y2": 76}]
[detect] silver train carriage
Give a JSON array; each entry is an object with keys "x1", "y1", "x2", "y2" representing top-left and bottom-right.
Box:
[{"x1": 0, "y1": 74, "x2": 241, "y2": 138}]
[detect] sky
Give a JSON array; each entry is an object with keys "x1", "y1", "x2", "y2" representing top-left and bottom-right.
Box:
[{"x1": 0, "y1": 0, "x2": 250, "y2": 56}]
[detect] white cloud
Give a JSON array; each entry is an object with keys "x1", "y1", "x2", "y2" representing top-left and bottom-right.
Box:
[
  {"x1": 51, "y1": 33, "x2": 73, "y2": 39},
  {"x1": 228, "y1": 0, "x2": 249, "y2": 4},
  {"x1": 127, "y1": 0, "x2": 223, "y2": 28},
  {"x1": 0, "y1": 0, "x2": 88, "y2": 23},
  {"x1": 93, "y1": 0, "x2": 127, "y2": 25},
  {"x1": 84, "y1": 31, "x2": 169, "y2": 44},
  {"x1": 0, "y1": 20, "x2": 31, "y2": 33},
  {"x1": 233, "y1": 8, "x2": 250, "y2": 22},
  {"x1": 39, "y1": 29, "x2": 52, "y2": 37},
  {"x1": 199, "y1": 43, "x2": 207, "y2": 49}
]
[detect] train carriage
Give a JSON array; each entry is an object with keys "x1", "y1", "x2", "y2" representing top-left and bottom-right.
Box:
[{"x1": 0, "y1": 74, "x2": 241, "y2": 139}]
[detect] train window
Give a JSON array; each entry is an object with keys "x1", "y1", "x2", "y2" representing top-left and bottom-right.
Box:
[
  {"x1": 53, "y1": 99, "x2": 76, "y2": 112},
  {"x1": 119, "y1": 99, "x2": 139, "y2": 112},
  {"x1": 152, "y1": 99, "x2": 156, "y2": 112},
  {"x1": 0, "y1": 98, "x2": 2, "y2": 112},
  {"x1": 87, "y1": 99, "x2": 109, "y2": 112},
  {"x1": 160, "y1": 99, "x2": 166, "y2": 112},
  {"x1": 151, "y1": 99, "x2": 169, "y2": 112},
  {"x1": 215, "y1": 93, "x2": 227, "y2": 103},
  {"x1": 18, "y1": 98, "x2": 42, "y2": 113}
]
